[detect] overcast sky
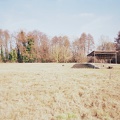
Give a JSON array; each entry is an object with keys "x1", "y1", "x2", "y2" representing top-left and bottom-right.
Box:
[{"x1": 0, "y1": 0, "x2": 120, "y2": 44}]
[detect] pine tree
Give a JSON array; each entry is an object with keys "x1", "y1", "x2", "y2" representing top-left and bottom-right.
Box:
[
  {"x1": 22, "y1": 38, "x2": 35, "y2": 63},
  {"x1": 17, "y1": 48, "x2": 22, "y2": 63},
  {"x1": 1, "y1": 46, "x2": 4, "y2": 62},
  {"x1": 9, "y1": 49, "x2": 17, "y2": 62},
  {"x1": 115, "y1": 31, "x2": 120, "y2": 63},
  {"x1": 115, "y1": 31, "x2": 120, "y2": 50}
]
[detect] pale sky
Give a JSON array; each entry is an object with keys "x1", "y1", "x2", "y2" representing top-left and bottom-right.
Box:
[{"x1": 0, "y1": 0, "x2": 120, "y2": 45}]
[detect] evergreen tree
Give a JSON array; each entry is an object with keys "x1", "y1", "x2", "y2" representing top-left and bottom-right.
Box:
[
  {"x1": 115, "y1": 31, "x2": 120, "y2": 63},
  {"x1": 1, "y1": 46, "x2": 4, "y2": 62},
  {"x1": 9, "y1": 49, "x2": 17, "y2": 62},
  {"x1": 26, "y1": 38, "x2": 34, "y2": 53},
  {"x1": 17, "y1": 48, "x2": 22, "y2": 63},
  {"x1": 22, "y1": 38, "x2": 36, "y2": 63},
  {"x1": 115, "y1": 31, "x2": 120, "y2": 50}
]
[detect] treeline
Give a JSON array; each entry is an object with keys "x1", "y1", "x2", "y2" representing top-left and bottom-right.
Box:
[
  {"x1": 0, "y1": 29, "x2": 95, "y2": 63},
  {"x1": 0, "y1": 29, "x2": 120, "y2": 63}
]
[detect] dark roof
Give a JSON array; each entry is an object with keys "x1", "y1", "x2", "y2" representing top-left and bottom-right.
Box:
[{"x1": 87, "y1": 51, "x2": 118, "y2": 56}]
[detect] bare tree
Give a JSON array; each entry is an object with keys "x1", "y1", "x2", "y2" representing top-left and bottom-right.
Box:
[
  {"x1": 72, "y1": 33, "x2": 94, "y2": 63},
  {"x1": 39, "y1": 33, "x2": 50, "y2": 62},
  {"x1": 72, "y1": 38, "x2": 81, "y2": 62},
  {"x1": 97, "y1": 36, "x2": 116, "y2": 51},
  {"x1": 87, "y1": 34, "x2": 95, "y2": 54},
  {"x1": 0, "y1": 29, "x2": 10, "y2": 62},
  {"x1": 50, "y1": 36, "x2": 61, "y2": 62},
  {"x1": 79, "y1": 33, "x2": 87, "y2": 55},
  {"x1": 62, "y1": 36, "x2": 71, "y2": 62}
]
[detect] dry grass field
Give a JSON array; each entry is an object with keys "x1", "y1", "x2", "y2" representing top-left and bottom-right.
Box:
[{"x1": 0, "y1": 63, "x2": 120, "y2": 120}]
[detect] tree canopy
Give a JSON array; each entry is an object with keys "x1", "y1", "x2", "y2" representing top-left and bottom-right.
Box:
[{"x1": 0, "y1": 29, "x2": 119, "y2": 63}]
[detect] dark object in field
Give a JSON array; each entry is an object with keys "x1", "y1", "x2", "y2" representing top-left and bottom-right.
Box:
[
  {"x1": 62, "y1": 65, "x2": 64, "y2": 66},
  {"x1": 72, "y1": 64, "x2": 99, "y2": 69},
  {"x1": 107, "y1": 66, "x2": 113, "y2": 69}
]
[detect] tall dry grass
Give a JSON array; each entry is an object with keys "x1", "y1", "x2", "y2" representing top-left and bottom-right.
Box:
[{"x1": 0, "y1": 63, "x2": 120, "y2": 120}]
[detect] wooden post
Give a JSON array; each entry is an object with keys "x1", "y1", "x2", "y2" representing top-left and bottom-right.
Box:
[
  {"x1": 115, "y1": 52, "x2": 117, "y2": 64},
  {"x1": 93, "y1": 51, "x2": 95, "y2": 69},
  {"x1": 110, "y1": 59, "x2": 111, "y2": 64},
  {"x1": 94, "y1": 51, "x2": 95, "y2": 63}
]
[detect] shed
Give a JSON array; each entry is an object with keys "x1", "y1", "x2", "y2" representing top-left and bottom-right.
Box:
[{"x1": 87, "y1": 51, "x2": 118, "y2": 63}]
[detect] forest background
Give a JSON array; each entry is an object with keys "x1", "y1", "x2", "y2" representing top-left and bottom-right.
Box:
[{"x1": 0, "y1": 29, "x2": 120, "y2": 63}]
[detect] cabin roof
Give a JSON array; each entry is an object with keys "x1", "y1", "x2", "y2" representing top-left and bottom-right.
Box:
[{"x1": 87, "y1": 51, "x2": 118, "y2": 56}]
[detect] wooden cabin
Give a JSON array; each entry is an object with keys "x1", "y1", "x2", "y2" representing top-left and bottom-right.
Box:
[{"x1": 87, "y1": 51, "x2": 118, "y2": 63}]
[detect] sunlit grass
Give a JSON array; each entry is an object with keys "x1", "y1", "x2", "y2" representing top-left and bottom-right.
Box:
[{"x1": 0, "y1": 63, "x2": 120, "y2": 120}]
